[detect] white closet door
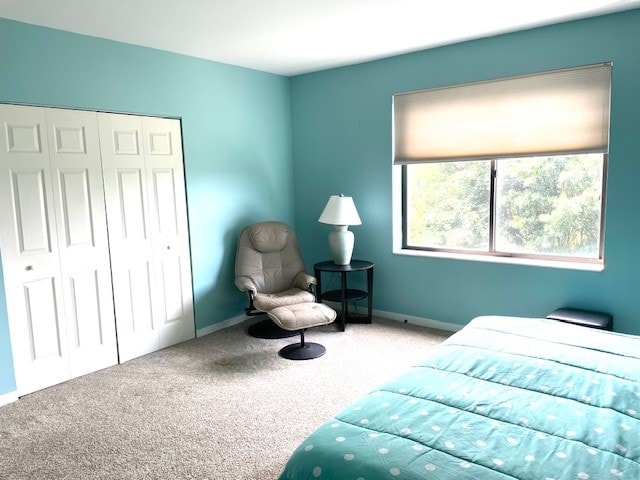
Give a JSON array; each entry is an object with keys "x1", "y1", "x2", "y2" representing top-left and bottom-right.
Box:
[
  {"x1": 45, "y1": 108, "x2": 118, "y2": 377},
  {"x1": 99, "y1": 113, "x2": 195, "y2": 362},
  {"x1": 0, "y1": 104, "x2": 70, "y2": 394},
  {"x1": 98, "y1": 113, "x2": 159, "y2": 362},
  {"x1": 142, "y1": 117, "x2": 195, "y2": 348}
]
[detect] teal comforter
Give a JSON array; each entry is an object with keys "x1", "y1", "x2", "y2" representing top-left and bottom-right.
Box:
[{"x1": 279, "y1": 316, "x2": 640, "y2": 479}]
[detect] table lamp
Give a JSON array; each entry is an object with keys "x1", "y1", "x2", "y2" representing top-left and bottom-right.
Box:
[{"x1": 318, "y1": 194, "x2": 361, "y2": 265}]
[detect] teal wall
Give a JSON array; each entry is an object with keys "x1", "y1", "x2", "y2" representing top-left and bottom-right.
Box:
[
  {"x1": 0, "y1": 18, "x2": 294, "y2": 395},
  {"x1": 291, "y1": 10, "x2": 640, "y2": 335},
  {"x1": 0, "y1": 251, "x2": 16, "y2": 395}
]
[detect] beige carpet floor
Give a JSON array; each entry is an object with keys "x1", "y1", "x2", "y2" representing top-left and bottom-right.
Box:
[{"x1": 0, "y1": 317, "x2": 451, "y2": 479}]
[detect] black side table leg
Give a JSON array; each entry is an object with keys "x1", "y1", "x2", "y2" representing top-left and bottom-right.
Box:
[
  {"x1": 340, "y1": 271, "x2": 347, "y2": 331},
  {"x1": 314, "y1": 267, "x2": 322, "y2": 303},
  {"x1": 367, "y1": 267, "x2": 373, "y2": 322}
]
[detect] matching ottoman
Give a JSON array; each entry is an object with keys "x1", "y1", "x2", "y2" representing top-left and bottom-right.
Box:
[{"x1": 267, "y1": 303, "x2": 336, "y2": 360}]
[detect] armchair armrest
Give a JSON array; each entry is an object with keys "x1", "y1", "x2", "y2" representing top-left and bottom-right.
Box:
[
  {"x1": 235, "y1": 276, "x2": 258, "y2": 296},
  {"x1": 294, "y1": 272, "x2": 317, "y2": 291}
]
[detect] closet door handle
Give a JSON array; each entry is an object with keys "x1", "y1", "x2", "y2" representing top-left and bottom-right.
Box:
[{"x1": 25, "y1": 265, "x2": 33, "y2": 271}]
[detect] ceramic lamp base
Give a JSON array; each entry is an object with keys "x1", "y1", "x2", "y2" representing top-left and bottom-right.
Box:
[{"x1": 328, "y1": 225, "x2": 354, "y2": 265}]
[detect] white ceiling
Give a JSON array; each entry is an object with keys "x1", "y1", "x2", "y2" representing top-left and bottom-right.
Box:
[{"x1": 1, "y1": 0, "x2": 639, "y2": 76}]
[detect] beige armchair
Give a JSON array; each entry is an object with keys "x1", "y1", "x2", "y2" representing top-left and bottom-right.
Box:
[{"x1": 235, "y1": 221, "x2": 317, "y2": 338}]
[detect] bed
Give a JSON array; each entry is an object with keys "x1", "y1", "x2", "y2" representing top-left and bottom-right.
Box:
[{"x1": 279, "y1": 316, "x2": 640, "y2": 479}]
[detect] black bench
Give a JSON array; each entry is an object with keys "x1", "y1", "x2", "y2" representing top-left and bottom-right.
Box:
[{"x1": 546, "y1": 308, "x2": 613, "y2": 331}]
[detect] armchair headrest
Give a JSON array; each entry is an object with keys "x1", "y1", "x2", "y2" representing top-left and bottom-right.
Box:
[
  {"x1": 246, "y1": 221, "x2": 290, "y2": 253},
  {"x1": 235, "y1": 221, "x2": 310, "y2": 295}
]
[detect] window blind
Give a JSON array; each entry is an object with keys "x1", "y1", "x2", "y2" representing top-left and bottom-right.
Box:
[{"x1": 393, "y1": 63, "x2": 611, "y2": 165}]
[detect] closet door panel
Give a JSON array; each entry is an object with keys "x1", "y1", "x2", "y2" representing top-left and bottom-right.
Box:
[
  {"x1": 151, "y1": 168, "x2": 184, "y2": 327},
  {"x1": 11, "y1": 169, "x2": 52, "y2": 254},
  {"x1": 0, "y1": 104, "x2": 70, "y2": 395},
  {"x1": 114, "y1": 167, "x2": 154, "y2": 335},
  {"x1": 160, "y1": 254, "x2": 183, "y2": 324},
  {"x1": 46, "y1": 108, "x2": 117, "y2": 377},
  {"x1": 117, "y1": 168, "x2": 148, "y2": 240},
  {"x1": 143, "y1": 117, "x2": 195, "y2": 348},
  {"x1": 126, "y1": 261, "x2": 155, "y2": 331},
  {"x1": 58, "y1": 169, "x2": 94, "y2": 246},
  {"x1": 68, "y1": 271, "x2": 104, "y2": 347},
  {"x1": 98, "y1": 113, "x2": 159, "y2": 362},
  {"x1": 24, "y1": 277, "x2": 63, "y2": 359}
]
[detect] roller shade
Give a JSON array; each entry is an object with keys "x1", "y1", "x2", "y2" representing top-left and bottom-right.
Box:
[{"x1": 393, "y1": 63, "x2": 611, "y2": 165}]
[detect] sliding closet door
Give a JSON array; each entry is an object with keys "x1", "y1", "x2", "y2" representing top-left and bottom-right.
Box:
[
  {"x1": 44, "y1": 108, "x2": 118, "y2": 377},
  {"x1": 98, "y1": 113, "x2": 194, "y2": 362},
  {"x1": 98, "y1": 113, "x2": 159, "y2": 362},
  {"x1": 142, "y1": 117, "x2": 195, "y2": 349},
  {"x1": 0, "y1": 104, "x2": 71, "y2": 394},
  {"x1": 0, "y1": 105, "x2": 118, "y2": 394}
]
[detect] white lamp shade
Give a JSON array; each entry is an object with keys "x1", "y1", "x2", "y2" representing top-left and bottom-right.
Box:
[{"x1": 318, "y1": 195, "x2": 362, "y2": 226}]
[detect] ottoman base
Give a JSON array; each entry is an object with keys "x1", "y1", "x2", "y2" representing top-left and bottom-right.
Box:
[{"x1": 279, "y1": 341, "x2": 326, "y2": 360}]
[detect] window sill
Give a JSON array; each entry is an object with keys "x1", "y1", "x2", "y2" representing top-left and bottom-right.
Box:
[{"x1": 393, "y1": 247, "x2": 604, "y2": 272}]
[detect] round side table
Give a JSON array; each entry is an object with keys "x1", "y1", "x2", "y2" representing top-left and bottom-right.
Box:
[{"x1": 313, "y1": 260, "x2": 374, "y2": 331}]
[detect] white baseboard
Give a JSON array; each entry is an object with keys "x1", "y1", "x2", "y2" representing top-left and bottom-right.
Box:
[
  {"x1": 302, "y1": 300, "x2": 463, "y2": 333},
  {"x1": 0, "y1": 390, "x2": 18, "y2": 407},
  {"x1": 196, "y1": 307, "x2": 462, "y2": 338},
  {"x1": 372, "y1": 308, "x2": 463, "y2": 332},
  {"x1": 196, "y1": 313, "x2": 250, "y2": 337}
]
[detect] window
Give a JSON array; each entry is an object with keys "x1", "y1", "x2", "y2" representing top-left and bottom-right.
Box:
[
  {"x1": 404, "y1": 154, "x2": 605, "y2": 260},
  {"x1": 394, "y1": 64, "x2": 611, "y2": 265}
]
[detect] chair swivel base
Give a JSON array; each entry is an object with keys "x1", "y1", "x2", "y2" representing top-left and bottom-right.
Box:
[
  {"x1": 247, "y1": 318, "x2": 298, "y2": 339},
  {"x1": 279, "y1": 342, "x2": 326, "y2": 360}
]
